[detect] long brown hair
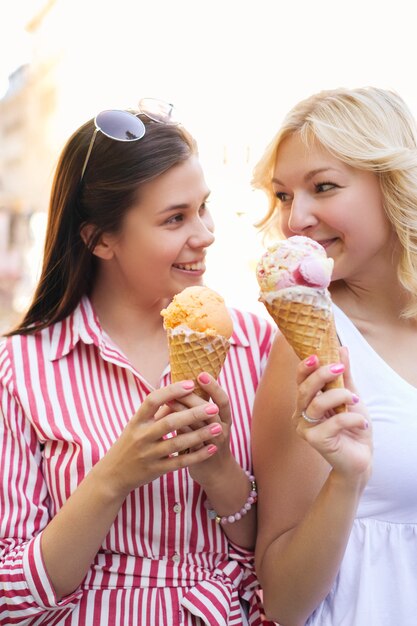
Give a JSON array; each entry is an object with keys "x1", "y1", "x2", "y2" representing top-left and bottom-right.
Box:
[{"x1": 7, "y1": 113, "x2": 197, "y2": 335}]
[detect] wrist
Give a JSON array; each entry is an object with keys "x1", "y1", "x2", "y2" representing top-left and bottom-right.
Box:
[
  {"x1": 89, "y1": 457, "x2": 132, "y2": 505},
  {"x1": 205, "y1": 471, "x2": 257, "y2": 525},
  {"x1": 196, "y1": 453, "x2": 238, "y2": 492},
  {"x1": 328, "y1": 466, "x2": 371, "y2": 495}
]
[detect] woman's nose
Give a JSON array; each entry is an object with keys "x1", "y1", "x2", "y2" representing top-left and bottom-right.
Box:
[
  {"x1": 188, "y1": 214, "x2": 215, "y2": 248},
  {"x1": 287, "y1": 194, "x2": 318, "y2": 234}
]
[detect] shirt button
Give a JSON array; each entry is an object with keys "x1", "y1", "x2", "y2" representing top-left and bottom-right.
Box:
[
  {"x1": 172, "y1": 552, "x2": 181, "y2": 563},
  {"x1": 173, "y1": 502, "x2": 182, "y2": 513}
]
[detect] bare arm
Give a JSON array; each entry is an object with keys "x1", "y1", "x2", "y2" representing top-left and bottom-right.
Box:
[{"x1": 253, "y1": 335, "x2": 372, "y2": 625}]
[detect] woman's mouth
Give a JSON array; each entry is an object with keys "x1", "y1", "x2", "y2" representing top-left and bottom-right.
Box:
[
  {"x1": 172, "y1": 261, "x2": 205, "y2": 272},
  {"x1": 317, "y1": 238, "x2": 338, "y2": 250}
]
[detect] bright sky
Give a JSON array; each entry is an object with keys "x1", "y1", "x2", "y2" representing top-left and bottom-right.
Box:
[
  {"x1": 0, "y1": 0, "x2": 33, "y2": 96},
  {"x1": 2, "y1": 0, "x2": 417, "y2": 315}
]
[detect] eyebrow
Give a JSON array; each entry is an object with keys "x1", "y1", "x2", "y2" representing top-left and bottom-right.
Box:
[
  {"x1": 272, "y1": 167, "x2": 339, "y2": 185},
  {"x1": 158, "y1": 191, "x2": 211, "y2": 214}
]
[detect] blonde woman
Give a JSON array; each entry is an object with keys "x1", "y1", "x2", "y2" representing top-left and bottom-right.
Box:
[{"x1": 252, "y1": 86, "x2": 417, "y2": 625}]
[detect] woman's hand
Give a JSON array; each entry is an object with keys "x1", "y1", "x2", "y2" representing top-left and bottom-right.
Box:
[
  {"x1": 94, "y1": 380, "x2": 225, "y2": 498},
  {"x1": 158, "y1": 373, "x2": 234, "y2": 488},
  {"x1": 294, "y1": 348, "x2": 373, "y2": 485}
]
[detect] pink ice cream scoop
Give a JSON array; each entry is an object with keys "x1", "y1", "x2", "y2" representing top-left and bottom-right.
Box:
[
  {"x1": 256, "y1": 235, "x2": 344, "y2": 412},
  {"x1": 256, "y1": 236, "x2": 333, "y2": 293}
]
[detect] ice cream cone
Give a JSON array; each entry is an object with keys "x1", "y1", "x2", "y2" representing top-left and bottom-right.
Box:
[
  {"x1": 262, "y1": 286, "x2": 345, "y2": 411},
  {"x1": 167, "y1": 328, "x2": 230, "y2": 400}
]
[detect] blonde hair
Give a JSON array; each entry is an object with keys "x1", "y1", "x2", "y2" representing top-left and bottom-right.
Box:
[{"x1": 252, "y1": 86, "x2": 417, "y2": 317}]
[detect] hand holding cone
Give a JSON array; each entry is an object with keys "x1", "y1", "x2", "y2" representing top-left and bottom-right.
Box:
[{"x1": 257, "y1": 236, "x2": 345, "y2": 412}]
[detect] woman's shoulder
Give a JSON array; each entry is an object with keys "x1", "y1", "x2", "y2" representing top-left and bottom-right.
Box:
[
  {"x1": 0, "y1": 321, "x2": 63, "y2": 383},
  {"x1": 0, "y1": 335, "x2": 17, "y2": 392}
]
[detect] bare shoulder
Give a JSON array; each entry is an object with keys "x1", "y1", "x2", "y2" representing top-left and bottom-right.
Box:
[{"x1": 252, "y1": 332, "x2": 330, "y2": 545}]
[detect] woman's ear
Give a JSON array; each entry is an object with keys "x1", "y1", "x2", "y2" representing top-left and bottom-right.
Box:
[{"x1": 80, "y1": 223, "x2": 115, "y2": 260}]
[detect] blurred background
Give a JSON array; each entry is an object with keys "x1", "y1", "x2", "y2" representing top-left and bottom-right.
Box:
[{"x1": 1, "y1": 0, "x2": 417, "y2": 335}]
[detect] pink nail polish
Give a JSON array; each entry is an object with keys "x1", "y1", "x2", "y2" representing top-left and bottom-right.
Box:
[
  {"x1": 207, "y1": 444, "x2": 217, "y2": 455},
  {"x1": 351, "y1": 393, "x2": 360, "y2": 404},
  {"x1": 182, "y1": 380, "x2": 194, "y2": 390},
  {"x1": 363, "y1": 420, "x2": 369, "y2": 429},
  {"x1": 198, "y1": 372, "x2": 211, "y2": 384},
  {"x1": 205, "y1": 404, "x2": 218, "y2": 415},
  {"x1": 305, "y1": 355, "x2": 318, "y2": 367},
  {"x1": 209, "y1": 423, "x2": 222, "y2": 435},
  {"x1": 329, "y1": 363, "x2": 345, "y2": 374}
]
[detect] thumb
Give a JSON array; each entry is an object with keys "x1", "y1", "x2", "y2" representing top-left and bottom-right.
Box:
[{"x1": 339, "y1": 345, "x2": 360, "y2": 397}]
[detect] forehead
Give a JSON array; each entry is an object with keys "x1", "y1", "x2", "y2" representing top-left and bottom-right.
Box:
[
  {"x1": 276, "y1": 133, "x2": 339, "y2": 166},
  {"x1": 129, "y1": 155, "x2": 210, "y2": 217},
  {"x1": 273, "y1": 133, "x2": 350, "y2": 183}
]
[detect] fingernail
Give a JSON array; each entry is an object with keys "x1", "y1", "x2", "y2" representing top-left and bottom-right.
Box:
[
  {"x1": 182, "y1": 380, "x2": 194, "y2": 390},
  {"x1": 351, "y1": 393, "x2": 360, "y2": 404},
  {"x1": 329, "y1": 363, "x2": 345, "y2": 374},
  {"x1": 363, "y1": 420, "x2": 369, "y2": 429},
  {"x1": 209, "y1": 423, "x2": 222, "y2": 435},
  {"x1": 198, "y1": 372, "x2": 211, "y2": 384},
  {"x1": 305, "y1": 355, "x2": 318, "y2": 367},
  {"x1": 205, "y1": 404, "x2": 218, "y2": 415},
  {"x1": 207, "y1": 444, "x2": 217, "y2": 455}
]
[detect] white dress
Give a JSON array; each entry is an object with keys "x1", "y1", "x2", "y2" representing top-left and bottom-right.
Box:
[{"x1": 307, "y1": 304, "x2": 417, "y2": 626}]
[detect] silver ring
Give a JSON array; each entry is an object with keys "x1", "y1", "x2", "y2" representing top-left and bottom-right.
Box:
[{"x1": 301, "y1": 410, "x2": 322, "y2": 424}]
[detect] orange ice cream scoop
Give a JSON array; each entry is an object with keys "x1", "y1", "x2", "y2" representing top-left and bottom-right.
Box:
[
  {"x1": 161, "y1": 286, "x2": 233, "y2": 401},
  {"x1": 161, "y1": 286, "x2": 233, "y2": 338}
]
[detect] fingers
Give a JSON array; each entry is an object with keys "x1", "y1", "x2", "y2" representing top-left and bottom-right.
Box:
[
  {"x1": 296, "y1": 353, "x2": 321, "y2": 385},
  {"x1": 157, "y1": 400, "x2": 220, "y2": 435},
  {"x1": 295, "y1": 352, "x2": 372, "y2": 436},
  {"x1": 134, "y1": 381, "x2": 197, "y2": 424},
  {"x1": 298, "y1": 410, "x2": 370, "y2": 441},
  {"x1": 338, "y1": 346, "x2": 360, "y2": 397},
  {"x1": 159, "y1": 440, "x2": 220, "y2": 473},
  {"x1": 296, "y1": 386, "x2": 360, "y2": 426},
  {"x1": 158, "y1": 419, "x2": 223, "y2": 458},
  {"x1": 128, "y1": 378, "x2": 229, "y2": 467},
  {"x1": 196, "y1": 373, "x2": 232, "y2": 425}
]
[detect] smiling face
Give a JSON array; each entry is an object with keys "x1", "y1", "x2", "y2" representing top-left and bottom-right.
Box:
[
  {"x1": 93, "y1": 155, "x2": 215, "y2": 305},
  {"x1": 272, "y1": 132, "x2": 397, "y2": 283}
]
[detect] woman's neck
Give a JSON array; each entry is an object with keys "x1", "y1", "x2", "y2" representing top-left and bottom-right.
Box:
[{"x1": 89, "y1": 281, "x2": 171, "y2": 387}]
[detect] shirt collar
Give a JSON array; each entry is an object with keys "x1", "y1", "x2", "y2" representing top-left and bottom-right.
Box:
[
  {"x1": 49, "y1": 297, "x2": 250, "y2": 362},
  {"x1": 49, "y1": 295, "x2": 103, "y2": 361}
]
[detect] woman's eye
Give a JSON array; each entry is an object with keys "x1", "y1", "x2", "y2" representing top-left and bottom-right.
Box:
[
  {"x1": 166, "y1": 214, "x2": 184, "y2": 225},
  {"x1": 315, "y1": 182, "x2": 337, "y2": 193},
  {"x1": 275, "y1": 191, "x2": 290, "y2": 202}
]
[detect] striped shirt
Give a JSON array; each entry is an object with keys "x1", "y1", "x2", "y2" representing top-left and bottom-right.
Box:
[{"x1": 0, "y1": 296, "x2": 275, "y2": 625}]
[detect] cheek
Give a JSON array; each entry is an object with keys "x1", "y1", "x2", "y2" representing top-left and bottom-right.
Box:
[{"x1": 277, "y1": 209, "x2": 291, "y2": 236}]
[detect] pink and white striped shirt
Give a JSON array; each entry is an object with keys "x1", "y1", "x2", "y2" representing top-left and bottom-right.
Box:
[{"x1": 0, "y1": 296, "x2": 275, "y2": 626}]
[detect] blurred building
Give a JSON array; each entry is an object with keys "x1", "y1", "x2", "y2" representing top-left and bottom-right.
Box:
[{"x1": 0, "y1": 0, "x2": 63, "y2": 334}]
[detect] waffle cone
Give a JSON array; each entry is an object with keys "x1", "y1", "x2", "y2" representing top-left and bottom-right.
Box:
[
  {"x1": 167, "y1": 329, "x2": 230, "y2": 400},
  {"x1": 262, "y1": 287, "x2": 345, "y2": 411}
]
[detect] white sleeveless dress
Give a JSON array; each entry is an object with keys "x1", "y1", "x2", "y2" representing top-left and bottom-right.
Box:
[{"x1": 306, "y1": 304, "x2": 417, "y2": 626}]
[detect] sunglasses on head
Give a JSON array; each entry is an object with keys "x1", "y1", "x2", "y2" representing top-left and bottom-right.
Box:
[{"x1": 80, "y1": 98, "x2": 178, "y2": 182}]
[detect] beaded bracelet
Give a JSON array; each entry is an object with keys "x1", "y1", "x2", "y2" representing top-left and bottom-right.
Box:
[{"x1": 205, "y1": 471, "x2": 258, "y2": 525}]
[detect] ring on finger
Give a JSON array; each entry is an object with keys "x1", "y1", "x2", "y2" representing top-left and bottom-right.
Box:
[{"x1": 301, "y1": 410, "x2": 322, "y2": 424}]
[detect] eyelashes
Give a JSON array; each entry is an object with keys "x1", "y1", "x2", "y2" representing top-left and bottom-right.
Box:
[
  {"x1": 164, "y1": 202, "x2": 210, "y2": 226},
  {"x1": 274, "y1": 181, "x2": 340, "y2": 202}
]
